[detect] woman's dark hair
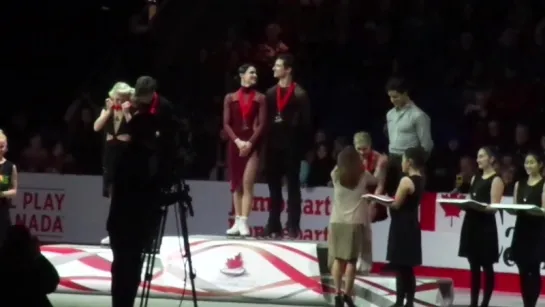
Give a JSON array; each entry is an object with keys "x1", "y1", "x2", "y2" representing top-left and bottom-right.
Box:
[
  {"x1": 404, "y1": 146, "x2": 426, "y2": 169},
  {"x1": 337, "y1": 146, "x2": 363, "y2": 189},
  {"x1": 238, "y1": 63, "x2": 254, "y2": 75},
  {"x1": 525, "y1": 151, "x2": 544, "y2": 166},
  {"x1": 480, "y1": 146, "x2": 499, "y2": 164},
  {"x1": 234, "y1": 64, "x2": 256, "y2": 85}
]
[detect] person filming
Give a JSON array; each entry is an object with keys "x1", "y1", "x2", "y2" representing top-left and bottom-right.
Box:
[{"x1": 107, "y1": 76, "x2": 177, "y2": 307}]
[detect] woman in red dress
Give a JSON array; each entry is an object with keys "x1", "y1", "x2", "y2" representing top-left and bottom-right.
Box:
[
  {"x1": 223, "y1": 64, "x2": 266, "y2": 237},
  {"x1": 353, "y1": 132, "x2": 387, "y2": 222}
]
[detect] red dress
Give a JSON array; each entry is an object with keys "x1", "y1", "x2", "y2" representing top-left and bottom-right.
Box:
[
  {"x1": 362, "y1": 150, "x2": 388, "y2": 223},
  {"x1": 223, "y1": 88, "x2": 266, "y2": 192}
]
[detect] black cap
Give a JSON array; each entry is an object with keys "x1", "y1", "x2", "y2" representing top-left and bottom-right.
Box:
[{"x1": 134, "y1": 76, "x2": 157, "y2": 102}]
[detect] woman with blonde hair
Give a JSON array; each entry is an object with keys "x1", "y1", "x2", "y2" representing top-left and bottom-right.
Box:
[
  {"x1": 353, "y1": 131, "x2": 387, "y2": 222},
  {"x1": 0, "y1": 130, "x2": 18, "y2": 247},
  {"x1": 93, "y1": 82, "x2": 134, "y2": 198},
  {"x1": 328, "y1": 146, "x2": 386, "y2": 307}
]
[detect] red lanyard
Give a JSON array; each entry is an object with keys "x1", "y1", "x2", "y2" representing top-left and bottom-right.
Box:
[
  {"x1": 362, "y1": 153, "x2": 376, "y2": 172},
  {"x1": 149, "y1": 93, "x2": 159, "y2": 114},
  {"x1": 276, "y1": 83, "x2": 296, "y2": 113},
  {"x1": 237, "y1": 89, "x2": 256, "y2": 121}
]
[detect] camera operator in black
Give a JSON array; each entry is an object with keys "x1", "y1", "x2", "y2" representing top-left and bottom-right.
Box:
[{"x1": 107, "y1": 76, "x2": 179, "y2": 307}]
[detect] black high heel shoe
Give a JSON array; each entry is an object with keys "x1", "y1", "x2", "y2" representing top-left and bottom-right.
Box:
[
  {"x1": 343, "y1": 294, "x2": 356, "y2": 307},
  {"x1": 334, "y1": 294, "x2": 344, "y2": 307}
]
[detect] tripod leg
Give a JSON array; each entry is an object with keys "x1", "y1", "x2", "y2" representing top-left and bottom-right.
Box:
[
  {"x1": 139, "y1": 207, "x2": 168, "y2": 307},
  {"x1": 178, "y1": 203, "x2": 198, "y2": 307}
]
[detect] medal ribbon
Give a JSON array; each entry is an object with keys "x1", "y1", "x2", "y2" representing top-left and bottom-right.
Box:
[
  {"x1": 276, "y1": 83, "x2": 296, "y2": 114},
  {"x1": 366, "y1": 152, "x2": 376, "y2": 172},
  {"x1": 150, "y1": 92, "x2": 159, "y2": 114},
  {"x1": 361, "y1": 152, "x2": 376, "y2": 172},
  {"x1": 237, "y1": 89, "x2": 256, "y2": 124}
]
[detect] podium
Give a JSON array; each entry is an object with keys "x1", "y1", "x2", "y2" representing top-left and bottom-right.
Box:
[{"x1": 43, "y1": 235, "x2": 454, "y2": 306}]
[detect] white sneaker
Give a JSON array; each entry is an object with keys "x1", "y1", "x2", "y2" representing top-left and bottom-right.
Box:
[
  {"x1": 100, "y1": 236, "x2": 110, "y2": 245},
  {"x1": 239, "y1": 217, "x2": 250, "y2": 237},
  {"x1": 226, "y1": 216, "x2": 241, "y2": 236}
]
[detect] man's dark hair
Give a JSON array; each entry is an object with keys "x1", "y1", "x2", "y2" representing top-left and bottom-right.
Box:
[
  {"x1": 134, "y1": 76, "x2": 158, "y2": 97},
  {"x1": 277, "y1": 53, "x2": 295, "y2": 70},
  {"x1": 385, "y1": 76, "x2": 409, "y2": 94}
]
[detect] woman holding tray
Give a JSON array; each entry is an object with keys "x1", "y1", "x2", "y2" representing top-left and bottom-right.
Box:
[
  {"x1": 510, "y1": 152, "x2": 545, "y2": 307},
  {"x1": 458, "y1": 146, "x2": 504, "y2": 307},
  {"x1": 385, "y1": 146, "x2": 426, "y2": 307}
]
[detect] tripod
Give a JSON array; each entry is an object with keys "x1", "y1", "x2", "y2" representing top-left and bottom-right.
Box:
[{"x1": 139, "y1": 179, "x2": 198, "y2": 307}]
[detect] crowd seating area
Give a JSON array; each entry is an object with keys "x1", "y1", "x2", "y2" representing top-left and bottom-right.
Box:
[{"x1": 5, "y1": 0, "x2": 545, "y2": 196}]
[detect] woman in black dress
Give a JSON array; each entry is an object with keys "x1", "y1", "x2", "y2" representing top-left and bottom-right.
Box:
[
  {"x1": 458, "y1": 147, "x2": 504, "y2": 307},
  {"x1": 510, "y1": 152, "x2": 545, "y2": 307},
  {"x1": 93, "y1": 82, "x2": 134, "y2": 198},
  {"x1": 386, "y1": 147, "x2": 426, "y2": 307}
]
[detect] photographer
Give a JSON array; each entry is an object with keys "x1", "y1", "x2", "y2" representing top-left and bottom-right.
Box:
[
  {"x1": 0, "y1": 225, "x2": 60, "y2": 307},
  {"x1": 107, "y1": 76, "x2": 180, "y2": 307}
]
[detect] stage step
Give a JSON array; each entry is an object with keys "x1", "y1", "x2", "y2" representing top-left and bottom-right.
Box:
[
  {"x1": 42, "y1": 235, "x2": 453, "y2": 306},
  {"x1": 316, "y1": 243, "x2": 454, "y2": 306}
]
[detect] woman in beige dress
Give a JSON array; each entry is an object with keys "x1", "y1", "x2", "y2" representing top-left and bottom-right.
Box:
[{"x1": 328, "y1": 146, "x2": 386, "y2": 307}]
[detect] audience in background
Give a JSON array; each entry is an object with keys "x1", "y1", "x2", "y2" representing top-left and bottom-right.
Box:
[{"x1": 6, "y1": 0, "x2": 545, "y2": 198}]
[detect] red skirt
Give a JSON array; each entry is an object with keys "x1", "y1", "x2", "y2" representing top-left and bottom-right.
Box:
[{"x1": 227, "y1": 130, "x2": 260, "y2": 192}]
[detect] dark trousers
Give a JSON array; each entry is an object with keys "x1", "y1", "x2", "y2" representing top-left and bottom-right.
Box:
[
  {"x1": 109, "y1": 231, "x2": 146, "y2": 307},
  {"x1": 107, "y1": 181, "x2": 160, "y2": 307},
  {"x1": 386, "y1": 154, "x2": 404, "y2": 196},
  {"x1": 265, "y1": 146, "x2": 302, "y2": 230}
]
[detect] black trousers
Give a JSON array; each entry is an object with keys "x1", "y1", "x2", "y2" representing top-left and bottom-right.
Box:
[
  {"x1": 265, "y1": 146, "x2": 302, "y2": 230},
  {"x1": 107, "y1": 181, "x2": 160, "y2": 307},
  {"x1": 108, "y1": 231, "x2": 146, "y2": 307}
]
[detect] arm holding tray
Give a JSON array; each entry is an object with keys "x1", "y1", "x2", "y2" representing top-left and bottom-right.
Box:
[
  {"x1": 490, "y1": 203, "x2": 545, "y2": 217},
  {"x1": 362, "y1": 176, "x2": 413, "y2": 210},
  {"x1": 436, "y1": 198, "x2": 490, "y2": 211},
  {"x1": 485, "y1": 176, "x2": 504, "y2": 213},
  {"x1": 362, "y1": 194, "x2": 394, "y2": 207}
]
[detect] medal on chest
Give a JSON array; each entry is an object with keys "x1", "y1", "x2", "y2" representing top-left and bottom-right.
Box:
[{"x1": 275, "y1": 83, "x2": 296, "y2": 123}]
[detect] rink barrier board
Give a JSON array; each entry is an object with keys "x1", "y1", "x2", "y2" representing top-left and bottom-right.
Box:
[{"x1": 10, "y1": 173, "x2": 539, "y2": 294}]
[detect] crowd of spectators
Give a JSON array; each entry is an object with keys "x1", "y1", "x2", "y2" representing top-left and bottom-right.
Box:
[{"x1": 6, "y1": 0, "x2": 545, "y2": 196}]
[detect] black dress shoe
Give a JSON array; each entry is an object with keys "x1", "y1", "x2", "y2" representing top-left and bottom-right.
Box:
[
  {"x1": 262, "y1": 224, "x2": 282, "y2": 238},
  {"x1": 287, "y1": 226, "x2": 301, "y2": 239}
]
